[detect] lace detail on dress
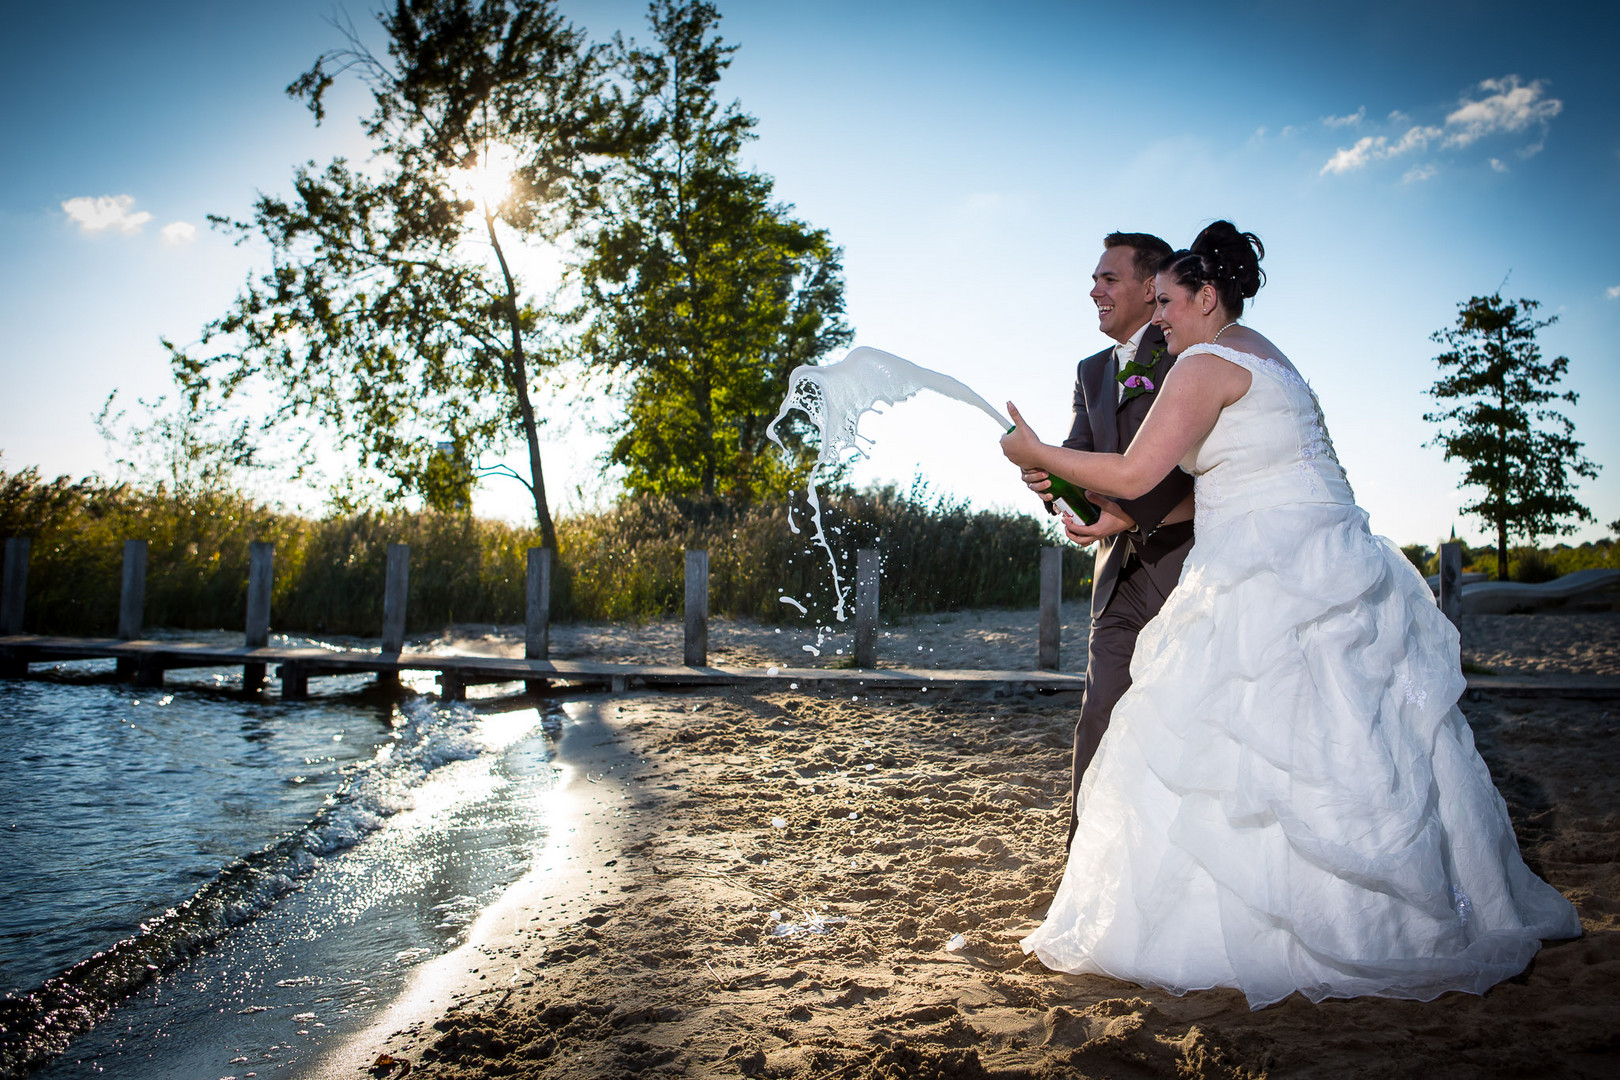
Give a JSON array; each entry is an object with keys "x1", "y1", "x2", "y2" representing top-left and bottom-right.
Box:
[
  {"x1": 1400, "y1": 673, "x2": 1429, "y2": 709},
  {"x1": 1186, "y1": 343, "x2": 1352, "y2": 501}
]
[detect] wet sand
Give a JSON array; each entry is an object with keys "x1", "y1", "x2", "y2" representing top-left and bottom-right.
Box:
[{"x1": 333, "y1": 612, "x2": 1619, "y2": 1078}]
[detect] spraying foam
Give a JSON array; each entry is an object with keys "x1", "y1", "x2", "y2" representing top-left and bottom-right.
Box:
[{"x1": 766, "y1": 346, "x2": 1011, "y2": 621}]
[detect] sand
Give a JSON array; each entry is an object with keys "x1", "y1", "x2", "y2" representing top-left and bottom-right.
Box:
[{"x1": 330, "y1": 612, "x2": 1620, "y2": 1079}]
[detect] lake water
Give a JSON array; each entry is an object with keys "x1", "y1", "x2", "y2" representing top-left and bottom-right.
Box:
[{"x1": 0, "y1": 643, "x2": 565, "y2": 1079}]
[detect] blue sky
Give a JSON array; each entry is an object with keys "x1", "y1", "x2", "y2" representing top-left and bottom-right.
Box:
[{"x1": 2, "y1": 0, "x2": 1616, "y2": 549}]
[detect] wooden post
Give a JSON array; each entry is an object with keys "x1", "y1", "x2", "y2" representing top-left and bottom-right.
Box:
[
  {"x1": 382, "y1": 543, "x2": 409, "y2": 653},
  {"x1": 1038, "y1": 546, "x2": 1062, "y2": 671},
  {"x1": 855, "y1": 549, "x2": 879, "y2": 668},
  {"x1": 118, "y1": 539, "x2": 147, "y2": 640},
  {"x1": 684, "y1": 549, "x2": 708, "y2": 667},
  {"x1": 279, "y1": 661, "x2": 309, "y2": 701},
  {"x1": 439, "y1": 672, "x2": 466, "y2": 702},
  {"x1": 244, "y1": 541, "x2": 273, "y2": 692},
  {"x1": 1, "y1": 536, "x2": 29, "y2": 636},
  {"x1": 375, "y1": 543, "x2": 409, "y2": 689},
  {"x1": 525, "y1": 547, "x2": 551, "y2": 695},
  {"x1": 1438, "y1": 541, "x2": 1463, "y2": 628}
]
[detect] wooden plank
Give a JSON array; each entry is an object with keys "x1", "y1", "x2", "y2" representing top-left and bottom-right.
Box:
[
  {"x1": 855, "y1": 549, "x2": 879, "y2": 668},
  {"x1": 118, "y1": 539, "x2": 147, "y2": 640},
  {"x1": 1038, "y1": 546, "x2": 1061, "y2": 671},
  {"x1": 2, "y1": 536, "x2": 29, "y2": 636},
  {"x1": 684, "y1": 550, "x2": 708, "y2": 667}
]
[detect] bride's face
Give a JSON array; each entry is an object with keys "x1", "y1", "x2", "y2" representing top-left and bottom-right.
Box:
[{"x1": 1152, "y1": 274, "x2": 1215, "y2": 354}]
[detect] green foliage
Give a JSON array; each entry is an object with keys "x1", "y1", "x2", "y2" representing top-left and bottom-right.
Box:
[
  {"x1": 556, "y1": 484, "x2": 1094, "y2": 623},
  {"x1": 172, "y1": 0, "x2": 608, "y2": 548},
  {"x1": 1400, "y1": 543, "x2": 1432, "y2": 573},
  {"x1": 575, "y1": 0, "x2": 851, "y2": 500},
  {"x1": 1425, "y1": 292, "x2": 1600, "y2": 580},
  {"x1": 1, "y1": 463, "x2": 1089, "y2": 635}
]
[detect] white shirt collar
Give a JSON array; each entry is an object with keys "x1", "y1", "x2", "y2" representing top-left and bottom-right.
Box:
[{"x1": 1114, "y1": 321, "x2": 1152, "y2": 366}]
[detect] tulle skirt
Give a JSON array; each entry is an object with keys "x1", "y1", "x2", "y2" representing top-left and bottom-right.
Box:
[{"x1": 1021, "y1": 501, "x2": 1581, "y2": 1008}]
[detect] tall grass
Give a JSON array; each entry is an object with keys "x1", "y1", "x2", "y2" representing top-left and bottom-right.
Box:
[{"x1": 1, "y1": 465, "x2": 1092, "y2": 636}]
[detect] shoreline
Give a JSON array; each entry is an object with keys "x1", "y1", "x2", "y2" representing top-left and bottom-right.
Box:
[{"x1": 307, "y1": 695, "x2": 646, "y2": 1079}]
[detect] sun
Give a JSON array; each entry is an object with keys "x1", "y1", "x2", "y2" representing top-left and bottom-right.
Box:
[{"x1": 449, "y1": 142, "x2": 521, "y2": 214}]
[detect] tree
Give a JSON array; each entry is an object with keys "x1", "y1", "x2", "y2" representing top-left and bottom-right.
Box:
[
  {"x1": 1424, "y1": 292, "x2": 1600, "y2": 580},
  {"x1": 170, "y1": 0, "x2": 606, "y2": 548},
  {"x1": 574, "y1": 0, "x2": 851, "y2": 501}
]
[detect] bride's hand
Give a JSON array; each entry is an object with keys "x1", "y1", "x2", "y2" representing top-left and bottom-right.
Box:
[{"x1": 1000, "y1": 402, "x2": 1046, "y2": 470}]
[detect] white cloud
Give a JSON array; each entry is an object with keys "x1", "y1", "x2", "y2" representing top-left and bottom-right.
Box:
[
  {"x1": 1402, "y1": 164, "x2": 1438, "y2": 184},
  {"x1": 160, "y1": 221, "x2": 197, "y2": 245},
  {"x1": 1606, "y1": 285, "x2": 1620, "y2": 300},
  {"x1": 1321, "y1": 135, "x2": 1386, "y2": 175},
  {"x1": 61, "y1": 194, "x2": 152, "y2": 234},
  {"x1": 1321, "y1": 75, "x2": 1561, "y2": 177},
  {"x1": 1318, "y1": 124, "x2": 1438, "y2": 175},
  {"x1": 1443, "y1": 75, "x2": 1562, "y2": 148}
]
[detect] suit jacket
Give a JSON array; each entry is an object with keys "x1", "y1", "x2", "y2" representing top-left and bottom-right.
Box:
[{"x1": 1061, "y1": 323, "x2": 1195, "y2": 618}]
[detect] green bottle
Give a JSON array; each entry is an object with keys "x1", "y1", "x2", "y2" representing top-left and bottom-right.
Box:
[
  {"x1": 1044, "y1": 473, "x2": 1101, "y2": 527},
  {"x1": 1001, "y1": 420, "x2": 1101, "y2": 526}
]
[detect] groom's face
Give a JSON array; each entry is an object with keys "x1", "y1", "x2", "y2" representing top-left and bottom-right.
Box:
[{"x1": 1090, "y1": 246, "x2": 1157, "y2": 343}]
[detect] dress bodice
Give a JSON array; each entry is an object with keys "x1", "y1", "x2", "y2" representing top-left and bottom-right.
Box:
[{"x1": 1177, "y1": 342, "x2": 1354, "y2": 528}]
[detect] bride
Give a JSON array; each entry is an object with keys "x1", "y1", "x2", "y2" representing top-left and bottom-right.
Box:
[{"x1": 999, "y1": 221, "x2": 1580, "y2": 1008}]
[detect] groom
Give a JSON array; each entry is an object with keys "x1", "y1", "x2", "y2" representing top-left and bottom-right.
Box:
[{"x1": 1026, "y1": 232, "x2": 1196, "y2": 845}]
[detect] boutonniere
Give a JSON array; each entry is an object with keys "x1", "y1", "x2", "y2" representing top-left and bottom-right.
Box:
[{"x1": 1117, "y1": 345, "x2": 1166, "y2": 402}]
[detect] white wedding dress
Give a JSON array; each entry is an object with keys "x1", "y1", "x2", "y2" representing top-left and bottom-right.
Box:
[{"x1": 1021, "y1": 343, "x2": 1581, "y2": 1008}]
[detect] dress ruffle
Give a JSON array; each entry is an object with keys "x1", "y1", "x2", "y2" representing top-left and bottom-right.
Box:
[{"x1": 1022, "y1": 502, "x2": 1580, "y2": 1008}]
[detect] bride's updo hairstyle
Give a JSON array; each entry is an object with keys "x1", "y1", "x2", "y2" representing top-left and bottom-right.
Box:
[{"x1": 1159, "y1": 221, "x2": 1266, "y2": 318}]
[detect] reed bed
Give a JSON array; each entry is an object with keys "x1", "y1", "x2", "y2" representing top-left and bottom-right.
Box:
[{"x1": 0, "y1": 466, "x2": 1096, "y2": 636}]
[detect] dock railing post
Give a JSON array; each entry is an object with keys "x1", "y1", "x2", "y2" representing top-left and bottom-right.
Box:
[
  {"x1": 525, "y1": 547, "x2": 551, "y2": 694},
  {"x1": 118, "y1": 539, "x2": 147, "y2": 640},
  {"x1": 1038, "y1": 546, "x2": 1062, "y2": 671},
  {"x1": 377, "y1": 542, "x2": 409, "y2": 689},
  {"x1": 2, "y1": 536, "x2": 29, "y2": 637},
  {"x1": 115, "y1": 538, "x2": 148, "y2": 679},
  {"x1": 1438, "y1": 541, "x2": 1463, "y2": 628},
  {"x1": 684, "y1": 549, "x2": 708, "y2": 667},
  {"x1": 244, "y1": 541, "x2": 274, "y2": 692},
  {"x1": 855, "y1": 549, "x2": 879, "y2": 668},
  {"x1": 0, "y1": 536, "x2": 28, "y2": 676}
]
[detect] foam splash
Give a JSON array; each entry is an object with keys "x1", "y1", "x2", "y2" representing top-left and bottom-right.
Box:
[{"x1": 766, "y1": 346, "x2": 1010, "y2": 620}]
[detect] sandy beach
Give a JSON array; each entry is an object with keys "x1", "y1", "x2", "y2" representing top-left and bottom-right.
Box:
[{"x1": 319, "y1": 611, "x2": 1620, "y2": 1079}]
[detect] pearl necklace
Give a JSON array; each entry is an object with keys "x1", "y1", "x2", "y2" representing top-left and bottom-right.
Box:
[{"x1": 1212, "y1": 321, "x2": 1238, "y2": 343}]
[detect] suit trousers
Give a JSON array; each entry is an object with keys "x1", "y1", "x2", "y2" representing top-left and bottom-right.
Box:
[{"x1": 1069, "y1": 520, "x2": 1196, "y2": 845}]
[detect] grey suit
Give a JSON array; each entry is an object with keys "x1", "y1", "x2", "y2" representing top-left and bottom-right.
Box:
[{"x1": 1061, "y1": 323, "x2": 1196, "y2": 843}]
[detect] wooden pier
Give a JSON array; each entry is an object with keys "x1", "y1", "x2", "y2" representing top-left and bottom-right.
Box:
[
  {"x1": 0, "y1": 633, "x2": 1088, "y2": 699},
  {"x1": 3, "y1": 535, "x2": 1616, "y2": 703}
]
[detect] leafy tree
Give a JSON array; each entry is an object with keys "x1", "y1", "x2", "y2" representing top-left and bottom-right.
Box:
[
  {"x1": 1424, "y1": 292, "x2": 1600, "y2": 580},
  {"x1": 170, "y1": 0, "x2": 606, "y2": 548},
  {"x1": 575, "y1": 0, "x2": 851, "y2": 500}
]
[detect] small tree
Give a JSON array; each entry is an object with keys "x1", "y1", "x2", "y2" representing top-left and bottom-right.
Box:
[
  {"x1": 575, "y1": 0, "x2": 851, "y2": 501},
  {"x1": 1424, "y1": 292, "x2": 1600, "y2": 579},
  {"x1": 170, "y1": 0, "x2": 606, "y2": 549}
]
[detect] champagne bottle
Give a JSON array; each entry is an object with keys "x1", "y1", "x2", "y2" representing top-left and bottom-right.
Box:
[
  {"x1": 1001, "y1": 420, "x2": 1100, "y2": 526},
  {"x1": 1044, "y1": 473, "x2": 1101, "y2": 527}
]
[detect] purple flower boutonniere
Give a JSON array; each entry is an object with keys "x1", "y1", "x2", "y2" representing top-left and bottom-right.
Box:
[{"x1": 1117, "y1": 344, "x2": 1167, "y2": 403}]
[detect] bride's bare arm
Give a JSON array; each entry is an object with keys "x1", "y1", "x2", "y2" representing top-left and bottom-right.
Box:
[{"x1": 1000, "y1": 353, "x2": 1251, "y2": 499}]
